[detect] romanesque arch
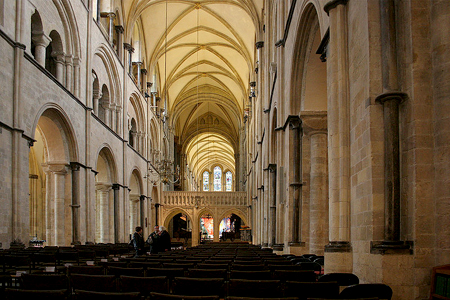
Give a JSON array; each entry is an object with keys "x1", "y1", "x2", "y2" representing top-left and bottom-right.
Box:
[
  {"x1": 29, "y1": 106, "x2": 78, "y2": 246},
  {"x1": 129, "y1": 168, "x2": 143, "y2": 234},
  {"x1": 95, "y1": 146, "x2": 118, "y2": 243}
]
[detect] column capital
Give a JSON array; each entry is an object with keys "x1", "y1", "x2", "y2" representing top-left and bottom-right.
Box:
[
  {"x1": 324, "y1": 0, "x2": 349, "y2": 15},
  {"x1": 70, "y1": 162, "x2": 81, "y2": 171},
  {"x1": 268, "y1": 164, "x2": 276, "y2": 173},
  {"x1": 281, "y1": 115, "x2": 302, "y2": 131},
  {"x1": 51, "y1": 51, "x2": 66, "y2": 62},
  {"x1": 31, "y1": 31, "x2": 52, "y2": 47},
  {"x1": 115, "y1": 25, "x2": 124, "y2": 34},
  {"x1": 132, "y1": 61, "x2": 143, "y2": 66},
  {"x1": 141, "y1": 68, "x2": 148, "y2": 75},
  {"x1": 123, "y1": 43, "x2": 134, "y2": 53},
  {"x1": 255, "y1": 41, "x2": 264, "y2": 49},
  {"x1": 300, "y1": 111, "x2": 327, "y2": 135},
  {"x1": 375, "y1": 91, "x2": 408, "y2": 105},
  {"x1": 100, "y1": 12, "x2": 116, "y2": 18},
  {"x1": 96, "y1": 182, "x2": 112, "y2": 191},
  {"x1": 112, "y1": 183, "x2": 121, "y2": 190},
  {"x1": 42, "y1": 162, "x2": 69, "y2": 174},
  {"x1": 65, "y1": 54, "x2": 74, "y2": 65},
  {"x1": 288, "y1": 116, "x2": 301, "y2": 130}
]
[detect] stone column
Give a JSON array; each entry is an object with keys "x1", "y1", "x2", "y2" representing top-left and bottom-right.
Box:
[
  {"x1": 107, "y1": 13, "x2": 116, "y2": 46},
  {"x1": 65, "y1": 55, "x2": 73, "y2": 92},
  {"x1": 73, "y1": 57, "x2": 80, "y2": 98},
  {"x1": 31, "y1": 32, "x2": 51, "y2": 66},
  {"x1": 310, "y1": 132, "x2": 328, "y2": 255},
  {"x1": 154, "y1": 203, "x2": 160, "y2": 226},
  {"x1": 262, "y1": 169, "x2": 269, "y2": 247},
  {"x1": 112, "y1": 184, "x2": 120, "y2": 243},
  {"x1": 324, "y1": 0, "x2": 352, "y2": 272},
  {"x1": 115, "y1": 26, "x2": 124, "y2": 57},
  {"x1": 268, "y1": 164, "x2": 277, "y2": 247},
  {"x1": 141, "y1": 68, "x2": 148, "y2": 92},
  {"x1": 140, "y1": 195, "x2": 146, "y2": 228},
  {"x1": 374, "y1": 92, "x2": 408, "y2": 248},
  {"x1": 252, "y1": 197, "x2": 258, "y2": 244},
  {"x1": 116, "y1": 106, "x2": 122, "y2": 135},
  {"x1": 93, "y1": 90, "x2": 101, "y2": 115},
  {"x1": 130, "y1": 194, "x2": 139, "y2": 232},
  {"x1": 43, "y1": 163, "x2": 68, "y2": 246},
  {"x1": 70, "y1": 163, "x2": 81, "y2": 245},
  {"x1": 133, "y1": 62, "x2": 143, "y2": 87},
  {"x1": 287, "y1": 116, "x2": 302, "y2": 246},
  {"x1": 53, "y1": 52, "x2": 65, "y2": 83},
  {"x1": 29, "y1": 174, "x2": 39, "y2": 238},
  {"x1": 110, "y1": 103, "x2": 116, "y2": 131},
  {"x1": 370, "y1": 0, "x2": 410, "y2": 253},
  {"x1": 103, "y1": 100, "x2": 111, "y2": 126},
  {"x1": 96, "y1": 183, "x2": 111, "y2": 243},
  {"x1": 302, "y1": 113, "x2": 328, "y2": 255},
  {"x1": 124, "y1": 43, "x2": 134, "y2": 74}
]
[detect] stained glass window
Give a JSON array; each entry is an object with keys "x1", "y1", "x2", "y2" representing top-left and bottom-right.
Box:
[
  {"x1": 203, "y1": 171, "x2": 209, "y2": 191},
  {"x1": 214, "y1": 166, "x2": 222, "y2": 191},
  {"x1": 226, "y1": 171, "x2": 232, "y2": 191}
]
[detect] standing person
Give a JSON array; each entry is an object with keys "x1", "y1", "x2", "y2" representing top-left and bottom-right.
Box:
[
  {"x1": 132, "y1": 226, "x2": 145, "y2": 258},
  {"x1": 146, "y1": 225, "x2": 160, "y2": 254},
  {"x1": 159, "y1": 226, "x2": 171, "y2": 252}
]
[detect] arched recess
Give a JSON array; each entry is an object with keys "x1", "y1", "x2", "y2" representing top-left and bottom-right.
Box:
[
  {"x1": 29, "y1": 106, "x2": 78, "y2": 246},
  {"x1": 198, "y1": 208, "x2": 215, "y2": 242},
  {"x1": 46, "y1": 30, "x2": 64, "y2": 80},
  {"x1": 129, "y1": 168, "x2": 143, "y2": 235},
  {"x1": 29, "y1": 0, "x2": 82, "y2": 95},
  {"x1": 95, "y1": 146, "x2": 118, "y2": 243},
  {"x1": 127, "y1": 93, "x2": 146, "y2": 154},
  {"x1": 218, "y1": 209, "x2": 249, "y2": 229},
  {"x1": 149, "y1": 118, "x2": 159, "y2": 163},
  {"x1": 30, "y1": 10, "x2": 44, "y2": 61},
  {"x1": 290, "y1": 4, "x2": 327, "y2": 114},
  {"x1": 163, "y1": 208, "x2": 193, "y2": 246},
  {"x1": 92, "y1": 45, "x2": 122, "y2": 133},
  {"x1": 290, "y1": 3, "x2": 329, "y2": 254}
]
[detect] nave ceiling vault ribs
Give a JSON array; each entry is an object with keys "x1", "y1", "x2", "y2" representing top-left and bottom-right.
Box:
[{"x1": 124, "y1": 0, "x2": 262, "y2": 187}]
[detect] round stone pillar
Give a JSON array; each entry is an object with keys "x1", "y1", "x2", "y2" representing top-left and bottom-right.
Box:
[{"x1": 31, "y1": 32, "x2": 51, "y2": 66}]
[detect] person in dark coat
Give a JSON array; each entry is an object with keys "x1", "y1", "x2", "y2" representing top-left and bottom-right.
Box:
[
  {"x1": 159, "y1": 226, "x2": 171, "y2": 252},
  {"x1": 146, "y1": 225, "x2": 160, "y2": 254},
  {"x1": 132, "y1": 226, "x2": 145, "y2": 257}
]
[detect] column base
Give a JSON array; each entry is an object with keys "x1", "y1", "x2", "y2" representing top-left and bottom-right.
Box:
[
  {"x1": 272, "y1": 244, "x2": 284, "y2": 251},
  {"x1": 324, "y1": 241, "x2": 352, "y2": 252},
  {"x1": 370, "y1": 240, "x2": 413, "y2": 254},
  {"x1": 288, "y1": 241, "x2": 305, "y2": 247}
]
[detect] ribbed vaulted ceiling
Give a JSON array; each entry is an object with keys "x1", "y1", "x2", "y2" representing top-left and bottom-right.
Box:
[{"x1": 125, "y1": 0, "x2": 263, "y2": 184}]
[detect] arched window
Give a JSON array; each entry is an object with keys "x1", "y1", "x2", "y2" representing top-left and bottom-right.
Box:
[
  {"x1": 226, "y1": 171, "x2": 232, "y2": 191},
  {"x1": 214, "y1": 166, "x2": 222, "y2": 191},
  {"x1": 203, "y1": 171, "x2": 209, "y2": 191}
]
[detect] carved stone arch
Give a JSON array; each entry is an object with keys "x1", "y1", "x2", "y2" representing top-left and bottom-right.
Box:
[
  {"x1": 32, "y1": 104, "x2": 79, "y2": 162},
  {"x1": 290, "y1": 3, "x2": 326, "y2": 114},
  {"x1": 52, "y1": 0, "x2": 82, "y2": 59},
  {"x1": 95, "y1": 145, "x2": 118, "y2": 184},
  {"x1": 218, "y1": 208, "x2": 249, "y2": 228},
  {"x1": 163, "y1": 208, "x2": 193, "y2": 230},
  {"x1": 93, "y1": 45, "x2": 122, "y2": 106},
  {"x1": 197, "y1": 207, "x2": 215, "y2": 220},
  {"x1": 29, "y1": 105, "x2": 79, "y2": 245}
]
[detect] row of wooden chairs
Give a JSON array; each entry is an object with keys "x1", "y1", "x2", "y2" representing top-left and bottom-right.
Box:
[
  {"x1": 2, "y1": 288, "x2": 382, "y2": 300},
  {"x1": 6, "y1": 272, "x2": 393, "y2": 300}
]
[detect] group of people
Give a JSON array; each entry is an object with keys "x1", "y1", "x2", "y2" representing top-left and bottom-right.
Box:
[{"x1": 132, "y1": 225, "x2": 171, "y2": 257}]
